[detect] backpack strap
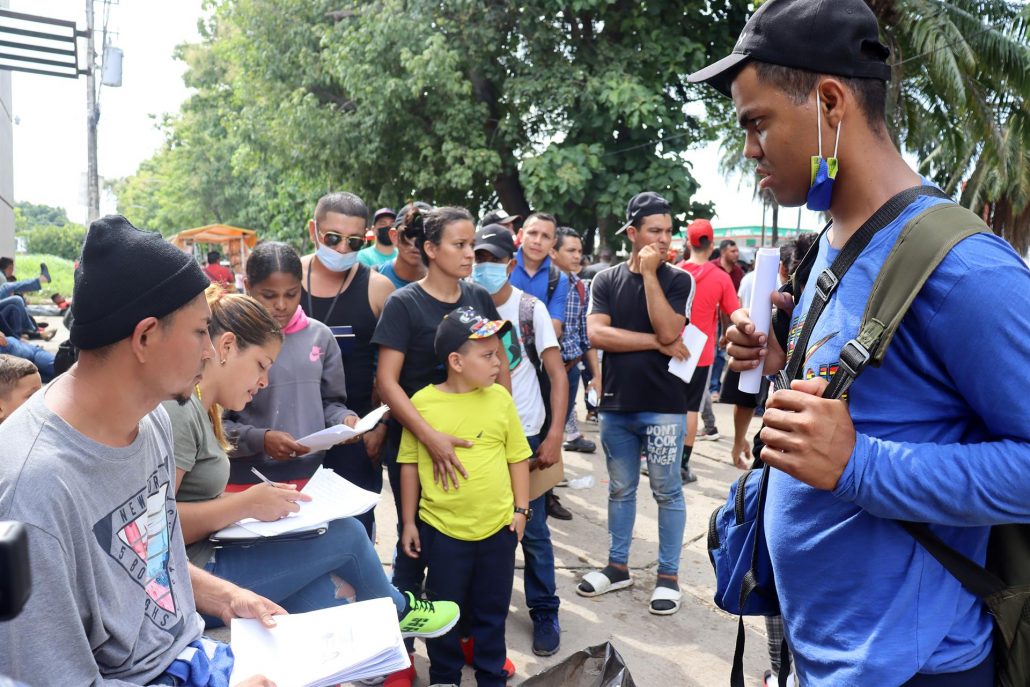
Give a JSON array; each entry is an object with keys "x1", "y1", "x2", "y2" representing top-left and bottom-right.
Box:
[
  {"x1": 778, "y1": 186, "x2": 950, "y2": 391},
  {"x1": 546, "y1": 264, "x2": 561, "y2": 304},
  {"x1": 900, "y1": 522, "x2": 1006, "y2": 600},
  {"x1": 519, "y1": 292, "x2": 542, "y2": 369},
  {"x1": 823, "y1": 202, "x2": 989, "y2": 399}
]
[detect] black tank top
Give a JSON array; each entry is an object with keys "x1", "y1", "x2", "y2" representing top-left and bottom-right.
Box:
[{"x1": 302, "y1": 264, "x2": 377, "y2": 415}]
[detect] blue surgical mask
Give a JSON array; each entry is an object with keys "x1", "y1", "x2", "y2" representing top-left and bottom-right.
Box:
[
  {"x1": 472, "y1": 261, "x2": 509, "y2": 294},
  {"x1": 806, "y1": 90, "x2": 842, "y2": 212},
  {"x1": 316, "y1": 244, "x2": 359, "y2": 272}
]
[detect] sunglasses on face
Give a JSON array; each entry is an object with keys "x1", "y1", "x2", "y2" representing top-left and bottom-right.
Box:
[{"x1": 320, "y1": 231, "x2": 367, "y2": 252}]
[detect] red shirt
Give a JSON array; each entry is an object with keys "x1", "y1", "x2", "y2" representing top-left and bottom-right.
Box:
[
  {"x1": 678, "y1": 261, "x2": 740, "y2": 366},
  {"x1": 203, "y1": 263, "x2": 234, "y2": 287}
]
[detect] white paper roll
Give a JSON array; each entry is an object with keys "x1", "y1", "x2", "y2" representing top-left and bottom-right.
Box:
[{"x1": 738, "y1": 247, "x2": 781, "y2": 394}]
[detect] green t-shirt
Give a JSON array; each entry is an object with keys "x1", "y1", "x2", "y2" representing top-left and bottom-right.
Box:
[
  {"x1": 161, "y1": 394, "x2": 229, "y2": 566},
  {"x1": 357, "y1": 245, "x2": 397, "y2": 267},
  {"x1": 398, "y1": 383, "x2": 531, "y2": 541}
]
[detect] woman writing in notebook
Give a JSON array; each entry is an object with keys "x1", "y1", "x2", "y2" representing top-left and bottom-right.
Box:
[{"x1": 163, "y1": 286, "x2": 459, "y2": 636}]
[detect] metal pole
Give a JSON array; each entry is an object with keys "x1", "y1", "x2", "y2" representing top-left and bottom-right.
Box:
[{"x1": 85, "y1": 0, "x2": 99, "y2": 223}]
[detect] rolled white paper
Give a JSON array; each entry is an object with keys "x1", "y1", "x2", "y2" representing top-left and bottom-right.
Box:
[{"x1": 738, "y1": 247, "x2": 781, "y2": 394}]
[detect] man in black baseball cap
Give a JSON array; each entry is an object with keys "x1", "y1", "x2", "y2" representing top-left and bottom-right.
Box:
[
  {"x1": 615, "y1": 191, "x2": 672, "y2": 235},
  {"x1": 706, "y1": 2, "x2": 1029, "y2": 685},
  {"x1": 480, "y1": 209, "x2": 522, "y2": 234}
]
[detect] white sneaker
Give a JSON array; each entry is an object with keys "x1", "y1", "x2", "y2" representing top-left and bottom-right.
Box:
[{"x1": 697, "y1": 427, "x2": 721, "y2": 441}]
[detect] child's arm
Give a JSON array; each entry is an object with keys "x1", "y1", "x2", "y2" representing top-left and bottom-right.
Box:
[
  {"x1": 400, "y1": 463, "x2": 422, "y2": 558},
  {"x1": 508, "y1": 460, "x2": 530, "y2": 542}
]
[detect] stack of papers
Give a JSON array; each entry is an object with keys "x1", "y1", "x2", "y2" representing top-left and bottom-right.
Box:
[
  {"x1": 212, "y1": 467, "x2": 380, "y2": 540},
  {"x1": 230, "y1": 597, "x2": 409, "y2": 686},
  {"x1": 296, "y1": 405, "x2": 390, "y2": 455}
]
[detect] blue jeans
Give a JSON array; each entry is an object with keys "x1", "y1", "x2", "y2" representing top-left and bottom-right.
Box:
[
  {"x1": 564, "y1": 363, "x2": 581, "y2": 430},
  {"x1": 0, "y1": 278, "x2": 40, "y2": 300},
  {"x1": 599, "y1": 411, "x2": 686, "y2": 576},
  {"x1": 0, "y1": 337, "x2": 54, "y2": 382},
  {"x1": 0, "y1": 297, "x2": 34, "y2": 336},
  {"x1": 710, "y1": 346, "x2": 726, "y2": 393},
  {"x1": 522, "y1": 434, "x2": 559, "y2": 618},
  {"x1": 201, "y1": 517, "x2": 404, "y2": 627}
]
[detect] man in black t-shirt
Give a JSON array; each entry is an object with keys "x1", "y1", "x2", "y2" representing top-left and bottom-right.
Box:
[{"x1": 578, "y1": 191, "x2": 694, "y2": 617}]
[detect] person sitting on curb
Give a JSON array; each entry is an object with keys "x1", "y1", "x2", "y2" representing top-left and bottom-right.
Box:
[{"x1": 0, "y1": 215, "x2": 280, "y2": 685}]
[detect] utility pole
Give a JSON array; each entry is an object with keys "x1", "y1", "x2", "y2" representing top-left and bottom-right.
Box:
[{"x1": 85, "y1": 0, "x2": 99, "y2": 223}]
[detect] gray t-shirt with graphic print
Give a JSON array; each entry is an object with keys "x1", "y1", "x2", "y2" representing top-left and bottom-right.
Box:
[{"x1": 0, "y1": 391, "x2": 203, "y2": 685}]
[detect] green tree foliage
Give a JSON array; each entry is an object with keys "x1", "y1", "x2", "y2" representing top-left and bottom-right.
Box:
[
  {"x1": 115, "y1": 0, "x2": 746, "y2": 249},
  {"x1": 13, "y1": 201, "x2": 86, "y2": 260},
  {"x1": 14, "y1": 201, "x2": 70, "y2": 232},
  {"x1": 716, "y1": 0, "x2": 1030, "y2": 254}
]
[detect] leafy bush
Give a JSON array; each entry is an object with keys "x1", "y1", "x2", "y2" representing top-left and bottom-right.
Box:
[{"x1": 18, "y1": 224, "x2": 87, "y2": 261}]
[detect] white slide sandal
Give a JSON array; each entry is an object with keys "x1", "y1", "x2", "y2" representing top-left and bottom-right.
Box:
[
  {"x1": 576, "y1": 570, "x2": 634, "y2": 597},
  {"x1": 648, "y1": 585, "x2": 682, "y2": 615}
]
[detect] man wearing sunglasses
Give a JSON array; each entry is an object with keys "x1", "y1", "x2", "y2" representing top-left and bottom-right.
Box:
[{"x1": 302, "y1": 192, "x2": 397, "y2": 537}]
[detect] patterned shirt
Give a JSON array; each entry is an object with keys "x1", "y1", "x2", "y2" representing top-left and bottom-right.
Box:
[{"x1": 559, "y1": 273, "x2": 591, "y2": 361}]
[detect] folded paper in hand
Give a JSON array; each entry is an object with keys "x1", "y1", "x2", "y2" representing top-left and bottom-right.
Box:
[
  {"x1": 212, "y1": 466, "x2": 380, "y2": 540},
  {"x1": 229, "y1": 597, "x2": 409, "y2": 687},
  {"x1": 296, "y1": 405, "x2": 390, "y2": 455},
  {"x1": 667, "y1": 323, "x2": 707, "y2": 384}
]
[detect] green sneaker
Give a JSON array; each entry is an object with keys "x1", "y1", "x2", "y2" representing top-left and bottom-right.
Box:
[{"x1": 398, "y1": 592, "x2": 460, "y2": 639}]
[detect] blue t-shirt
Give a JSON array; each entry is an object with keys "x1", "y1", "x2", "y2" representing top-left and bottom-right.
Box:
[
  {"x1": 377, "y1": 260, "x2": 412, "y2": 290},
  {"x1": 768, "y1": 192, "x2": 1030, "y2": 685},
  {"x1": 510, "y1": 249, "x2": 570, "y2": 323}
]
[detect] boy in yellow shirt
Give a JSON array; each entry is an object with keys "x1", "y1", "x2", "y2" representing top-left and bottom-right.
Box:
[{"x1": 398, "y1": 306, "x2": 531, "y2": 687}]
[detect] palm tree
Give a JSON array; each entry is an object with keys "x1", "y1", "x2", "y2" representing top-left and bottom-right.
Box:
[
  {"x1": 715, "y1": 0, "x2": 1030, "y2": 254},
  {"x1": 878, "y1": 0, "x2": 1030, "y2": 254}
]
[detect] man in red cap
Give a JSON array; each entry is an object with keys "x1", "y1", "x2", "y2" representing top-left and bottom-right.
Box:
[{"x1": 676, "y1": 219, "x2": 739, "y2": 482}]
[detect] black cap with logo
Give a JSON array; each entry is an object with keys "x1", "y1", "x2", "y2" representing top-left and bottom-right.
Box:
[
  {"x1": 616, "y1": 191, "x2": 672, "y2": 235},
  {"x1": 434, "y1": 306, "x2": 512, "y2": 362},
  {"x1": 473, "y1": 224, "x2": 517, "y2": 259},
  {"x1": 688, "y1": 0, "x2": 892, "y2": 97}
]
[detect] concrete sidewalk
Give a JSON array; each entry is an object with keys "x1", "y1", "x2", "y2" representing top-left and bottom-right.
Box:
[{"x1": 369, "y1": 400, "x2": 771, "y2": 687}]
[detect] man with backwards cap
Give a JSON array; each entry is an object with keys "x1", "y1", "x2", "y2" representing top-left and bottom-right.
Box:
[
  {"x1": 579, "y1": 191, "x2": 694, "y2": 616},
  {"x1": 692, "y1": 0, "x2": 1030, "y2": 684},
  {"x1": 0, "y1": 216, "x2": 279, "y2": 686}
]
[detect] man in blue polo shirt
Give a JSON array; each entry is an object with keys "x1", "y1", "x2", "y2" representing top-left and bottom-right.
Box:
[
  {"x1": 511, "y1": 212, "x2": 570, "y2": 339},
  {"x1": 510, "y1": 211, "x2": 572, "y2": 520},
  {"x1": 693, "y1": 1, "x2": 1030, "y2": 685}
]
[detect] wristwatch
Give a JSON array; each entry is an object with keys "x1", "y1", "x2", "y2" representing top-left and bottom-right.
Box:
[{"x1": 514, "y1": 506, "x2": 533, "y2": 521}]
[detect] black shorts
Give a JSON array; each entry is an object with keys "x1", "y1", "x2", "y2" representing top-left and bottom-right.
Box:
[
  {"x1": 685, "y1": 365, "x2": 710, "y2": 413},
  {"x1": 718, "y1": 368, "x2": 770, "y2": 408}
]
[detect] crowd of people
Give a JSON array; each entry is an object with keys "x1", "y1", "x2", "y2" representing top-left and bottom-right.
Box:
[{"x1": 2, "y1": 1, "x2": 1029, "y2": 686}]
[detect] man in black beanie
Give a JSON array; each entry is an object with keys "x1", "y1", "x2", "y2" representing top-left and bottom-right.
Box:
[{"x1": 0, "y1": 215, "x2": 278, "y2": 686}]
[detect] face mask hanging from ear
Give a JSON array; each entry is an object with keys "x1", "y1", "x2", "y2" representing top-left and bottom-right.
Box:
[{"x1": 806, "y1": 90, "x2": 842, "y2": 212}]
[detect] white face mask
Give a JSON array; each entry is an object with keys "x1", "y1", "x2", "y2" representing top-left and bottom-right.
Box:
[{"x1": 315, "y1": 244, "x2": 359, "y2": 272}]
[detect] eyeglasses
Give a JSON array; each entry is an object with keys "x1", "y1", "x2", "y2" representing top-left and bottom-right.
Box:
[{"x1": 319, "y1": 231, "x2": 367, "y2": 252}]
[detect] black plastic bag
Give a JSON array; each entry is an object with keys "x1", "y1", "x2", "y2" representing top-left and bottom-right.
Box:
[{"x1": 521, "y1": 642, "x2": 636, "y2": 687}]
